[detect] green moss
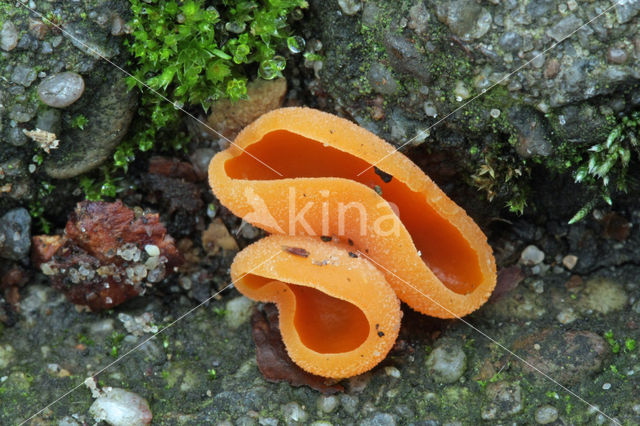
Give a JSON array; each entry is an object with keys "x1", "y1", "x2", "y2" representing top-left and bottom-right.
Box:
[
  {"x1": 81, "y1": 0, "x2": 307, "y2": 200},
  {"x1": 567, "y1": 110, "x2": 639, "y2": 223},
  {"x1": 28, "y1": 181, "x2": 55, "y2": 234}
]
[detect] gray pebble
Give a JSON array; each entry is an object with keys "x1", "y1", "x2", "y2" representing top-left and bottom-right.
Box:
[
  {"x1": 607, "y1": 47, "x2": 628, "y2": 64},
  {"x1": 0, "y1": 344, "x2": 15, "y2": 369},
  {"x1": 383, "y1": 33, "x2": 432, "y2": 84},
  {"x1": 408, "y1": 2, "x2": 429, "y2": 35},
  {"x1": 481, "y1": 381, "x2": 523, "y2": 420},
  {"x1": 530, "y1": 51, "x2": 545, "y2": 68},
  {"x1": 436, "y1": 0, "x2": 492, "y2": 41},
  {"x1": 535, "y1": 405, "x2": 558, "y2": 424},
  {"x1": 225, "y1": 296, "x2": 255, "y2": 329},
  {"x1": 499, "y1": 32, "x2": 523, "y2": 53},
  {"x1": 40, "y1": 41, "x2": 53, "y2": 54},
  {"x1": 8, "y1": 104, "x2": 36, "y2": 123},
  {"x1": 509, "y1": 107, "x2": 552, "y2": 158},
  {"x1": 425, "y1": 341, "x2": 467, "y2": 383},
  {"x1": 614, "y1": 0, "x2": 640, "y2": 24},
  {"x1": 359, "y1": 413, "x2": 395, "y2": 426},
  {"x1": 547, "y1": 15, "x2": 583, "y2": 42},
  {"x1": 35, "y1": 108, "x2": 62, "y2": 134},
  {"x1": 0, "y1": 208, "x2": 32, "y2": 261},
  {"x1": 337, "y1": 0, "x2": 362, "y2": 16},
  {"x1": 5, "y1": 126, "x2": 28, "y2": 146},
  {"x1": 89, "y1": 319, "x2": 115, "y2": 336},
  {"x1": 361, "y1": 2, "x2": 380, "y2": 26},
  {"x1": 0, "y1": 21, "x2": 19, "y2": 51},
  {"x1": 368, "y1": 63, "x2": 398, "y2": 95},
  {"x1": 11, "y1": 65, "x2": 37, "y2": 87},
  {"x1": 282, "y1": 401, "x2": 307, "y2": 424},
  {"x1": 38, "y1": 72, "x2": 85, "y2": 108},
  {"x1": 340, "y1": 394, "x2": 359, "y2": 415},
  {"x1": 111, "y1": 15, "x2": 127, "y2": 36},
  {"x1": 235, "y1": 416, "x2": 257, "y2": 426},
  {"x1": 317, "y1": 395, "x2": 339, "y2": 413}
]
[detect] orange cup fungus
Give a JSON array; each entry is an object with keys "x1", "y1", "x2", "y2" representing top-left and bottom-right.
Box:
[
  {"x1": 208, "y1": 107, "x2": 497, "y2": 378},
  {"x1": 231, "y1": 234, "x2": 401, "y2": 378}
]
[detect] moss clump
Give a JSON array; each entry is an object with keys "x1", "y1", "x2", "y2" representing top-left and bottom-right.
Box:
[
  {"x1": 81, "y1": 0, "x2": 307, "y2": 199},
  {"x1": 567, "y1": 110, "x2": 639, "y2": 223}
]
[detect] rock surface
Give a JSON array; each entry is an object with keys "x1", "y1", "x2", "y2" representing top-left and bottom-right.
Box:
[
  {"x1": 0, "y1": 0, "x2": 136, "y2": 213},
  {"x1": 307, "y1": 0, "x2": 640, "y2": 217},
  {"x1": 3, "y1": 211, "x2": 640, "y2": 425},
  {"x1": 43, "y1": 72, "x2": 137, "y2": 179}
]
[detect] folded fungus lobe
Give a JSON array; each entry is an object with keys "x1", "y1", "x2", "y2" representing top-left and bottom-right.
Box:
[
  {"x1": 209, "y1": 107, "x2": 497, "y2": 378},
  {"x1": 232, "y1": 235, "x2": 401, "y2": 378}
]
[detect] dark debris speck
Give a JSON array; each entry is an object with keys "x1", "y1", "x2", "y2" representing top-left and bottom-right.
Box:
[
  {"x1": 282, "y1": 246, "x2": 310, "y2": 258},
  {"x1": 374, "y1": 166, "x2": 393, "y2": 183}
]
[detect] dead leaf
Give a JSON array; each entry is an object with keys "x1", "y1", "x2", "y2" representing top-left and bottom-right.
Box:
[{"x1": 489, "y1": 265, "x2": 525, "y2": 303}]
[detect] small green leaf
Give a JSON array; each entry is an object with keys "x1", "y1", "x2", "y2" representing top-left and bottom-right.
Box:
[
  {"x1": 210, "y1": 48, "x2": 232, "y2": 60},
  {"x1": 206, "y1": 60, "x2": 231, "y2": 82}
]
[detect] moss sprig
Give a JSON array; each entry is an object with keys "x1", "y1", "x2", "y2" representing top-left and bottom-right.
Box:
[{"x1": 569, "y1": 111, "x2": 639, "y2": 224}]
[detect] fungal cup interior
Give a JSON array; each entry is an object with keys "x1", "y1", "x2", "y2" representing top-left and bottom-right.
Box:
[
  {"x1": 241, "y1": 274, "x2": 369, "y2": 354},
  {"x1": 225, "y1": 130, "x2": 483, "y2": 295}
]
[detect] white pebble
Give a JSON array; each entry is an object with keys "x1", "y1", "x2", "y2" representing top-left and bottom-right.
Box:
[
  {"x1": 144, "y1": 244, "x2": 160, "y2": 257},
  {"x1": 556, "y1": 308, "x2": 577, "y2": 324},
  {"x1": 89, "y1": 388, "x2": 152, "y2": 426},
  {"x1": 337, "y1": 0, "x2": 361, "y2": 15},
  {"x1": 520, "y1": 245, "x2": 545, "y2": 266},
  {"x1": 454, "y1": 81, "x2": 470, "y2": 100},
  {"x1": 317, "y1": 395, "x2": 339, "y2": 413},
  {"x1": 535, "y1": 405, "x2": 558, "y2": 424},
  {"x1": 562, "y1": 255, "x2": 578, "y2": 270},
  {"x1": 384, "y1": 366, "x2": 401, "y2": 378}
]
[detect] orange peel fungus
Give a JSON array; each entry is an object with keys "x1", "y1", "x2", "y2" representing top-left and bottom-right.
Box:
[
  {"x1": 209, "y1": 107, "x2": 496, "y2": 317},
  {"x1": 231, "y1": 234, "x2": 401, "y2": 379}
]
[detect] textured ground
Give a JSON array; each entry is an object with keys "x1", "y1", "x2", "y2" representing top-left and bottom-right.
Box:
[{"x1": 2, "y1": 208, "x2": 639, "y2": 425}]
